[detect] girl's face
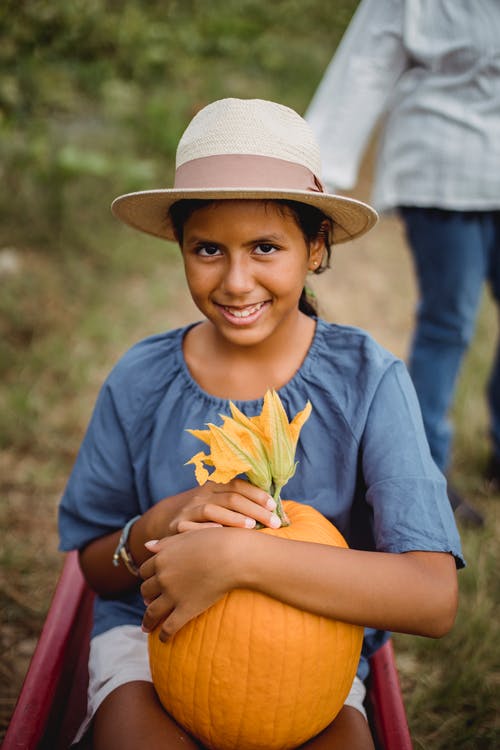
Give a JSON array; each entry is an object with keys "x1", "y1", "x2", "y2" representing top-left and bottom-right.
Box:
[{"x1": 180, "y1": 200, "x2": 324, "y2": 349}]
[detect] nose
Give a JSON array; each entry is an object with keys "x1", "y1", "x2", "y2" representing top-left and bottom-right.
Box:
[{"x1": 220, "y1": 254, "x2": 254, "y2": 296}]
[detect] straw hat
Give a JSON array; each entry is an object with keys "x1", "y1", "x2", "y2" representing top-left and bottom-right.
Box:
[{"x1": 111, "y1": 98, "x2": 378, "y2": 245}]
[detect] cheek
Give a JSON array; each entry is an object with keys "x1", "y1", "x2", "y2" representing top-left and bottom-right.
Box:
[
  {"x1": 268, "y1": 265, "x2": 308, "y2": 298},
  {"x1": 182, "y1": 256, "x2": 212, "y2": 288}
]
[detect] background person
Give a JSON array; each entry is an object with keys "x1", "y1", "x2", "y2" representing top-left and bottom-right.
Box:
[{"x1": 305, "y1": 0, "x2": 500, "y2": 527}]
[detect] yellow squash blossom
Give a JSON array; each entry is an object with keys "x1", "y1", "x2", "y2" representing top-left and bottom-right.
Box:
[
  {"x1": 229, "y1": 390, "x2": 312, "y2": 495},
  {"x1": 186, "y1": 390, "x2": 312, "y2": 526},
  {"x1": 186, "y1": 419, "x2": 272, "y2": 490}
]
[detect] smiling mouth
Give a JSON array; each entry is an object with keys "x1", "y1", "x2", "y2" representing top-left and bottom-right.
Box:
[
  {"x1": 216, "y1": 300, "x2": 269, "y2": 324},
  {"x1": 223, "y1": 302, "x2": 266, "y2": 318}
]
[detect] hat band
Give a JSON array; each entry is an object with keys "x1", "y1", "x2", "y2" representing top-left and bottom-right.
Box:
[{"x1": 174, "y1": 154, "x2": 325, "y2": 193}]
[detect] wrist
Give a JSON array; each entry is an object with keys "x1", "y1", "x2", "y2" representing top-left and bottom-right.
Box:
[
  {"x1": 140, "y1": 490, "x2": 193, "y2": 541},
  {"x1": 128, "y1": 494, "x2": 191, "y2": 565},
  {"x1": 228, "y1": 528, "x2": 266, "y2": 591},
  {"x1": 113, "y1": 515, "x2": 142, "y2": 576}
]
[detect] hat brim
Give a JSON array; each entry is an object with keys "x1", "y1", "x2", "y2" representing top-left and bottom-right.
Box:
[{"x1": 111, "y1": 188, "x2": 378, "y2": 245}]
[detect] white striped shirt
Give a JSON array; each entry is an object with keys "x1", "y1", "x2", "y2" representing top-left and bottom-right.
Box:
[{"x1": 305, "y1": 0, "x2": 500, "y2": 212}]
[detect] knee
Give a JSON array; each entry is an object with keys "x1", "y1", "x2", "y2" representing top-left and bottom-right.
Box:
[{"x1": 415, "y1": 304, "x2": 476, "y2": 348}]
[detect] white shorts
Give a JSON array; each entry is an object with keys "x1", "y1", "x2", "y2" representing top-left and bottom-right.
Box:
[{"x1": 73, "y1": 624, "x2": 367, "y2": 743}]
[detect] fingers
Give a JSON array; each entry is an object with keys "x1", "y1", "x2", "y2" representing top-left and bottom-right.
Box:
[
  {"x1": 141, "y1": 591, "x2": 173, "y2": 635},
  {"x1": 146, "y1": 605, "x2": 196, "y2": 642},
  {"x1": 139, "y1": 538, "x2": 167, "y2": 585},
  {"x1": 189, "y1": 479, "x2": 281, "y2": 529},
  {"x1": 214, "y1": 478, "x2": 275, "y2": 511},
  {"x1": 140, "y1": 561, "x2": 161, "y2": 597},
  {"x1": 139, "y1": 546, "x2": 218, "y2": 640},
  {"x1": 139, "y1": 526, "x2": 244, "y2": 641},
  {"x1": 168, "y1": 479, "x2": 282, "y2": 533},
  {"x1": 140, "y1": 549, "x2": 172, "y2": 633},
  {"x1": 186, "y1": 499, "x2": 281, "y2": 529}
]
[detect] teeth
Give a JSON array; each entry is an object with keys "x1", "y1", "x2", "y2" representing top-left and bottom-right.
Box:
[{"x1": 225, "y1": 302, "x2": 264, "y2": 318}]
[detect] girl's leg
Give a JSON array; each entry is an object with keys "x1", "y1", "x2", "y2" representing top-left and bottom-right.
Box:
[
  {"x1": 92, "y1": 681, "x2": 202, "y2": 750},
  {"x1": 91, "y1": 683, "x2": 374, "y2": 750},
  {"x1": 300, "y1": 706, "x2": 375, "y2": 750}
]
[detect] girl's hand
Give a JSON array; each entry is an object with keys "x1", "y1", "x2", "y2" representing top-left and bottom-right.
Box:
[
  {"x1": 140, "y1": 527, "x2": 243, "y2": 640},
  {"x1": 167, "y1": 477, "x2": 281, "y2": 533}
]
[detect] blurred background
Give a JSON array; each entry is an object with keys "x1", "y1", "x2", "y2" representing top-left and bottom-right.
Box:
[{"x1": 0, "y1": 1, "x2": 498, "y2": 746}]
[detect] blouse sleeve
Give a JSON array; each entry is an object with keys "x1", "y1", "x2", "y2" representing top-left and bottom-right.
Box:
[
  {"x1": 58, "y1": 379, "x2": 139, "y2": 551},
  {"x1": 361, "y1": 360, "x2": 464, "y2": 567}
]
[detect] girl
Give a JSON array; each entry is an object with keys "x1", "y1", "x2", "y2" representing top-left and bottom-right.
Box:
[{"x1": 59, "y1": 98, "x2": 463, "y2": 750}]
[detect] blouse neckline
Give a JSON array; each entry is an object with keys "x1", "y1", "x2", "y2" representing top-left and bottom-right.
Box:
[{"x1": 174, "y1": 317, "x2": 323, "y2": 409}]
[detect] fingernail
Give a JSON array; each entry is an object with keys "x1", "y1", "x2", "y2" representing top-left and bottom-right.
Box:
[
  {"x1": 266, "y1": 497, "x2": 277, "y2": 511},
  {"x1": 145, "y1": 539, "x2": 159, "y2": 549},
  {"x1": 245, "y1": 517, "x2": 257, "y2": 529},
  {"x1": 269, "y1": 514, "x2": 281, "y2": 528}
]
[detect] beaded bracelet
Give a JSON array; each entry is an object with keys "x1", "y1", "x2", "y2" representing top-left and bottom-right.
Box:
[{"x1": 112, "y1": 515, "x2": 142, "y2": 577}]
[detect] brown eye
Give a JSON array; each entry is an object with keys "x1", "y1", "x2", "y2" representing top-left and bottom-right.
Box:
[
  {"x1": 197, "y1": 244, "x2": 221, "y2": 257},
  {"x1": 254, "y1": 244, "x2": 278, "y2": 255}
]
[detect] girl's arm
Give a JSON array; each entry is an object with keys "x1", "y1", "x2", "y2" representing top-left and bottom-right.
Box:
[
  {"x1": 140, "y1": 527, "x2": 458, "y2": 640},
  {"x1": 78, "y1": 479, "x2": 280, "y2": 596},
  {"x1": 241, "y1": 534, "x2": 458, "y2": 638}
]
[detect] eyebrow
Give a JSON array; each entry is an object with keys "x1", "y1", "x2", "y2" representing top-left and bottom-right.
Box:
[
  {"x1": 185, "y1": 232, "x2": 287, "y2": 247},
  {"x1": 246, "y1": 233, "x2": 286, "y2": 245}
]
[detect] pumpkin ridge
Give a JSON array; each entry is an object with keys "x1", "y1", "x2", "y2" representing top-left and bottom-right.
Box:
[
  {"x1": 289, "y1": 604, "x2": 306, "y2": 743},
  {"x1": 221, "y1": 589, "x2": 246, "y2": 748},
  {"x1": 269, "y1": 595, "x2": 288, "y2": 747},
  {"x1": 238, "y1": 583, "x2": 257, "y2": 748},
  {"x1": 188, "y1": 598, "x2": 205, "y2": 733},
  {"x1": 204, "y1": 589, "x2": 228, "y2": 745}
]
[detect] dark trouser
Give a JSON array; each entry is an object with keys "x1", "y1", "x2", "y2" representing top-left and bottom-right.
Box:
[{"x1": 399, "y1": 207, "x2": 500, "y2": 473}]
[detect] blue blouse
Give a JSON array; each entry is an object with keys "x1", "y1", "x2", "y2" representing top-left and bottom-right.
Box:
[{"x1": 58, "y1": 318, "x2": 464, "y2": 680}]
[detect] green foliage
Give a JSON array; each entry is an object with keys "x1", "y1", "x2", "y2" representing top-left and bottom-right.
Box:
[
  {"x1": 1, "y1": 0, "x2": 357, "y2": 249},
  {"x1": 0, "y1": 0, "x2": 359, "y2": 446},
  {"x1": 395, "y1": 511, "x2": 500, "y2": 749}
]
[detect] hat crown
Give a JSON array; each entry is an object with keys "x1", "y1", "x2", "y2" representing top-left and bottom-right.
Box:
[
  {"x1": 176, "y1": 98, "x2": 322, "y2": 177},
  {"x1": 111, "y1": 97, "x2": 378, "y2": 245}
]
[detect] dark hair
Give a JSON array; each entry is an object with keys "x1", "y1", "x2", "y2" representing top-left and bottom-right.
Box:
[{"x1": 169, "y1": 199, "x2": 332, "y2": 317}]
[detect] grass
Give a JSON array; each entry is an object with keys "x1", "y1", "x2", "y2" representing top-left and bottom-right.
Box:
[
  {"x1": 394, "y1": 515, "x2": 499, "y2": 749},
  {"x1": 391, "y1": 292, "x2": 499, "y2": 750}
]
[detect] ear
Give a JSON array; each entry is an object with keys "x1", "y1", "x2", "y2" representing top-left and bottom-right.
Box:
[
  {"x1": 308, "y1": 221, "x2": 329, "y2": 270},
  {"x1": 308, "y1": 255, "x2": 322, "y2": 271}
]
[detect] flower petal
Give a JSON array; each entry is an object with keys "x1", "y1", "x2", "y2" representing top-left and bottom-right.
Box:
[
  {"x1": 186, "y1": 428, "x2": 212, "y2": 446},
  {"x1": 208, "y1": 425, "x2": 254, "y2": 478},
  {"x1": 210, "y1": 423, "x2": 271, "y2": 489},
  {"x1": 228, "y1": 402, "x2": 265, "y2": 439},
  {"x1": 185, "y1": 451, "x2": 211, "y2": 486},
  {"x1": 289, "y1": 400, "x2": 312, "y2": 445}
]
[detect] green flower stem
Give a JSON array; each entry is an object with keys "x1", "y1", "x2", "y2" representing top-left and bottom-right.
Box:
[
  {"x1": 253, "y1": 482, "x2": 291, "y2": 529},
  {"x1": 272, "y1": 483, "x2": 291, "y2": 527}
]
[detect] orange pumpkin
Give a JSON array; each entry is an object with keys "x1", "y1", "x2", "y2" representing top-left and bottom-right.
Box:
[{"x1": 148, "y1": 501, "x2": 364, "y2": 750}]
